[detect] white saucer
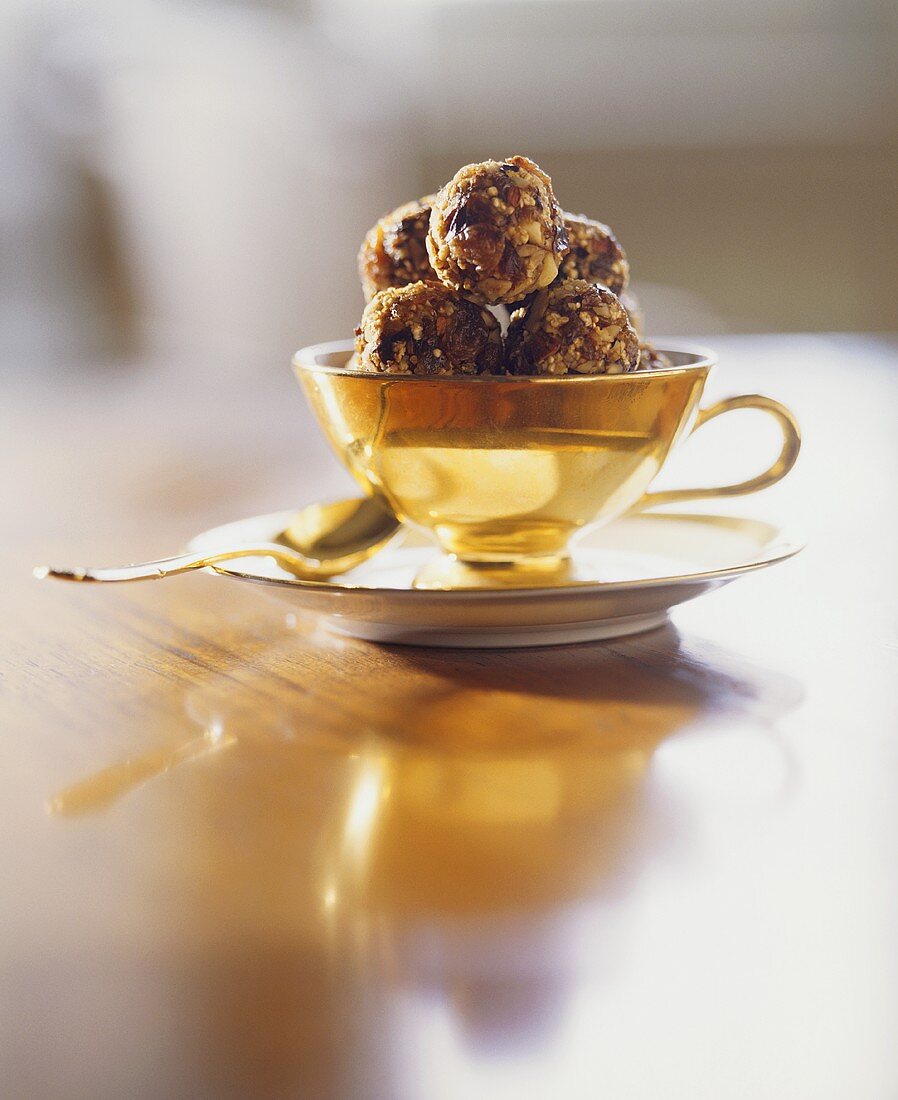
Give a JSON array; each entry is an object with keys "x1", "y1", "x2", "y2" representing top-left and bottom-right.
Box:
[{"x1": 187, "y1": 510, "x2": 802, "y2": 649}]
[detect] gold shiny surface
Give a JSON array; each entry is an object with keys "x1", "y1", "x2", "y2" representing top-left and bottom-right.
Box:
[
  {"x1": 295, "y1": 343, "x2": 800, "y2": 587},
  {"x1": 3, "y1": 336, "x2": 896, "y2": 1098},
  {"x1": 37, "y1": 495, "x2": 400, "y2": 584},
  {"x1": 638, "y1": 393, "x2": 801, "y2": 510},
  {"x1": 181, "y1": 511, "x2": 804, "y2": 648}
]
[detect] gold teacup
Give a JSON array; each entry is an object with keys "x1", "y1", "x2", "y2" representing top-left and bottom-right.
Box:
[{"x1": 294, "y1": 341, "x2": 800, "y2": 588}]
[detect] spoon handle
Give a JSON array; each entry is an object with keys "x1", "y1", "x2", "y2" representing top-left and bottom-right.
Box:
[{"x1": 34, "y1": 543, "x2": 320, "y2": 584}]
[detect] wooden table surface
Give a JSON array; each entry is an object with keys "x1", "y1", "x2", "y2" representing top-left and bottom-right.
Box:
[{"x1": 2, "y1": 336, "x2": 897, "y2": 1099}]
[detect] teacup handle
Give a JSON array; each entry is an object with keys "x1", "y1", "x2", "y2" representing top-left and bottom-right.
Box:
[{"x1": 635, "y1": 394, "x2": 801, "y2": 511}]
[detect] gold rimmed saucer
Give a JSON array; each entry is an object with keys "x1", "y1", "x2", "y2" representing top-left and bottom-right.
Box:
[{"x1": 188, "y1": 510, "x2": 803, "y2": 649}]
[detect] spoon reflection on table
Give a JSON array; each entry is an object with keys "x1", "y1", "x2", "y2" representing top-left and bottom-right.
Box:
[{"x1": 33, "y1": 495, "x2": 401, "y2": 584}]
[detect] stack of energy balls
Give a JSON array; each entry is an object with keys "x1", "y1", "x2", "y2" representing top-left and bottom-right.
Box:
[{"x1": 355, "y1": 155, "x2": 671, "y2": 377}]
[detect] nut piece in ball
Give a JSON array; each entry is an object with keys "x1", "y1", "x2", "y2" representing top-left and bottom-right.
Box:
[
  {"x1": 427, "y1": 156, "x2": 568, "y2": 306},
  {"x1": 355, "y1": 281, "x2": 503, "y2": 376},
  {"x1": 559, "y1": 214, "x2": 629, "y2": 295},
  {"x1": 505, "y1": 280, "x2": 639, "y2": 376},
  {"x1": 358, "y1": 196, "x2": 437, "y2": 301},
  {"x1": 638, "y1": 342, "x2": 673, "y2": 371}
]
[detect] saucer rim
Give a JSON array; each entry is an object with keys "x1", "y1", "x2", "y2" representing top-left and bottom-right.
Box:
[{"x1": 192, "y1": 509, "x2": 804, "y2": 599}]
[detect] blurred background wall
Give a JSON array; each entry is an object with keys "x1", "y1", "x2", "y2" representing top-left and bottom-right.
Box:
[{"x1": 1, "y1": 0, "x2": 896, "y2": 376}]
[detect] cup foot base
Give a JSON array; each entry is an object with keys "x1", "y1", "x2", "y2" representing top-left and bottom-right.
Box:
[{"x1": 413, "y1": 554, "x2": 578, "y2": 591}]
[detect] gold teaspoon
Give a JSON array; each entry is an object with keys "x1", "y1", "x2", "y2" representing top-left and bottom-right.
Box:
[{"x1": 34, "y1": 496, "x2": 401, "y2": 584}]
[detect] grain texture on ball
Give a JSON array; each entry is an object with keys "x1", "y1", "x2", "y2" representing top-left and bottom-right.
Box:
[
  {"x1": 358, "y1": 196, "x2": 437, "y2": 301},
  {"x1": 427, "y1": 156, "x2": 568, "y2": 306},
  {"x1": 637, "y1": 342, "x2": 674, "y2": 371},
  {"x1": 619, "y1": 290, "x2": 644, "y2": 338},
  {"x1": 354, "y1": 281, "x2": 502, "y2": 376},
  {"x1": 559, "y1": 214, "x2": 629, "y2": 295},
  {"x1": 505, "y1": 280, "x2": 639, "y2": 376}
]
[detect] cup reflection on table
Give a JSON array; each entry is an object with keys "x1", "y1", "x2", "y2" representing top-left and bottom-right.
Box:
[
  {"x1": 46, "y1": 620, "x2": 799, "y2": 1096},
  {"x1": 161, "y1": 622, "x2": 802, "y2": 1096}
]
